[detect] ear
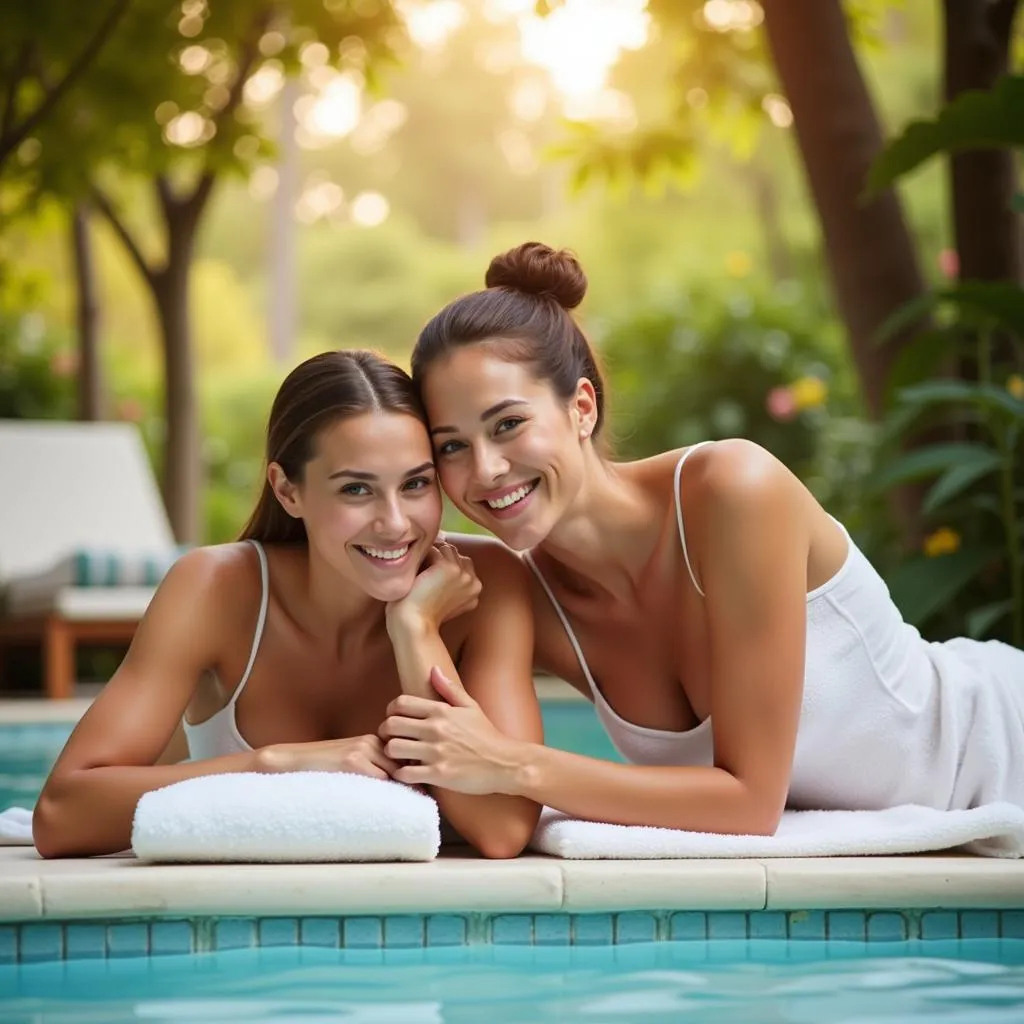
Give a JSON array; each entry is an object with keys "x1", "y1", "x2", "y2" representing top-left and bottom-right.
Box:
[
  {"x1": 268, "y1": 462, "x2": 303, "y2": 519},
  {"x1": 570, "y1": 377, "x2": 599, "y2": 442}
]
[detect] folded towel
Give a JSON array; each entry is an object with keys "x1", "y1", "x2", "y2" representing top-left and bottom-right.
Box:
[
  {"x1": 530, "y1": 803, "x2": 1024, "y2": 859},
  {"x1": 132, "y1": 771, "x2": 440, "y2": 863},
  {"x1": 0, "y1": 806, "x2": 34, "y2": 845}
]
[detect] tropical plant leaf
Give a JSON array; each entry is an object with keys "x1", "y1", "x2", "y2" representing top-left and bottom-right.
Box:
[
  {"x1": 866, "y1": 75, "x2": 1024, "y2": 195},
  {"x1": 897, "y1": 380, "x2": 1024, "y2": 420},
  {"x1": 966, "y1": 599, "x2": 1013, "y2": 639},
  {"x1": 922, "y1": 456, "x2": 1004, "y2": 515},
  {"x1": 871, "y1": 443, "x2": 1002, "y2": 491},
  {"x1": 885, "y1": 547, "x2": 1001, "y2": 628}
]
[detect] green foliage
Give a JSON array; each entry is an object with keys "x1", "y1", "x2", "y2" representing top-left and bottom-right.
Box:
[
  {"x1": 0, "y1": 311, "x2": 76, "y2": 420},
  {"x1": 867, "y1": 76, "x2": 1024, "y2": 196}
]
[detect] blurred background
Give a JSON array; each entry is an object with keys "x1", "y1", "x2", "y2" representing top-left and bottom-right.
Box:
[{"x1": 1, "y1": 0, "x2": 1022, "y2": 695}]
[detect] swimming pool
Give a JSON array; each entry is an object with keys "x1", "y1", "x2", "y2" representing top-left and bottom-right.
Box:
[
  {"x1": 3, "y1": 940, "x2": 1024, "y2": 1021},
  {"x1": 0, "y1": 700, "x2": 621, "y2": 813}
]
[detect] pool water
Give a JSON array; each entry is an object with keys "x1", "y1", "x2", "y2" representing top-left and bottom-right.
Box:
[
  {"x1": 3, "y1": 941, "x2": 1024, "y2": 1022},
  {"x1": 0, "y1": 701, "x2": 621, "y2": 812}
]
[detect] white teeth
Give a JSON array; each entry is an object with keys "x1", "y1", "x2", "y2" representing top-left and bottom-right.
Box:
[
  {"x1": 360, "y1": 544, "x2": 409, "y2": 561},
  {"x1": 487, "y1": 482, "x2": 535, "y2": 510}
]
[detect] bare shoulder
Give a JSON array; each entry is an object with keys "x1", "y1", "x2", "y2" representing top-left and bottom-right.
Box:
[
  {"x1": 444, "y1": 532, "x2": 529, "y2": 587},
  {"x1": 686, "y1": 439, "x2": 801, "y2": 520}
]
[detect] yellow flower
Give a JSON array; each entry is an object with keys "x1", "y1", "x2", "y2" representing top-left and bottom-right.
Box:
[
  {"x1": 724, "y1": 250, "x2": 752, "y2": 278},
  {"x1": 923, "y1": 527, "x2": 961, "y2": 558},
  {"x1": 1008, "y1": 374, "x2": 1024, "y2": 401},
  {"x1": 789, "y1": 375, "x2": 828, "y2": 410}
]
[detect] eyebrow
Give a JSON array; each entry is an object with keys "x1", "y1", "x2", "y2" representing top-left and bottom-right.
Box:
[
  {"x1": 328, "y1": 461, "x2": 435, "y2": 481},
  {"x1": 430, "y1": 398, "x2": 528, "y2": 436}
]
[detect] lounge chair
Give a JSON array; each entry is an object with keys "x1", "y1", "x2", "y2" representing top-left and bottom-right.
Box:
[{"x1": 0, "y1": 420, "x2": 180, "y2": 699}]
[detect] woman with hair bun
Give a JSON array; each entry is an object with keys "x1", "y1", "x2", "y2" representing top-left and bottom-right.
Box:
[
  {"x1": 34, "y1": 350, "x2": 542, "y2": 859},
  {"x1": 378, "y1": 241, "x2": 1024, "y2": 836}
]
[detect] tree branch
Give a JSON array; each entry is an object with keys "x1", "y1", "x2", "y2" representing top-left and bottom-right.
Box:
[
  {"x1": 0, "y1": 42, "x2": 35, "y2": 144},
  {"x1": 0, "y1": 0, "x2": 130, "y2": 167},
  {"x1": 989, "y1": 0, "x2": 1020, "y2": 49},
  {"x1": 89, "y1": 183, "x2": 155, "y2": 287}
]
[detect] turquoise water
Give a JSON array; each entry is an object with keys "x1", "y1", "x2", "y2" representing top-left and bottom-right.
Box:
[
  {"x1": 0, "y1": 701, "x2": 620, "y2": 812},
  {"x1": 3, "y1": 942, "x2": 1024, "y2": 1021}
]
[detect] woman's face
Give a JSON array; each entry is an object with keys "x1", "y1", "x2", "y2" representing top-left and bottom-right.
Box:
[
  {"x1": 276, "y1": 411, "x2": 442, "y2": 602},
  {"x1": 420, "y1": 345, "x2": 593, "y2": 551}
]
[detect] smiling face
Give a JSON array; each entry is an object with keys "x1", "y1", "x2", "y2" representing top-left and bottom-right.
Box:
[
  {"x1": 421, "y1": 344, "x2": 596, "y2": 551},
  {"x1": 270, "y1": 411, "x2": 442, "y2": 602}
]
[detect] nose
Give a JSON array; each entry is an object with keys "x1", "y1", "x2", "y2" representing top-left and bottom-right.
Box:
[
  {"x1": 374, "y1": 495, "x2": 410, "y2": 540},
  {"x1": 471, "y1": 441, "x2": 509, "y2": 485}
]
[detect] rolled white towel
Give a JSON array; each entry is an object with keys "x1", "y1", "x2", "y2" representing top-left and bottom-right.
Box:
[
  {"x1": 530, "y1": 803, "x2": 1024, "y2": 859},
  {"x1": 0, "y1": 806, "x2": 34, "y2": 845},
  {"x1": 132, "y1": 771, "x2": 441, "y2": 863}
]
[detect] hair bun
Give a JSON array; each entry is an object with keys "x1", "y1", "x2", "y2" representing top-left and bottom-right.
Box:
[{"x1": 485, "y1": 242, "x2": 587, "y2": 311}]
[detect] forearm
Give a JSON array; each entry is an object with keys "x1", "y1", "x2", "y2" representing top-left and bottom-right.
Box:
[
  {"x1": 33, "y1": 750, "x2": 260, "y2": 858},
  {"x1": 388, "y1": 614, "x2": 540, "y2": 856},
  {"x1": 511, "y1": 744, "x2": 781, "y2": 835}
]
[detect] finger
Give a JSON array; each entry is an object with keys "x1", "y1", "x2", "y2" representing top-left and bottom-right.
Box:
[
  {"x1": 384, "y1": 738, "x2": 433, "y2": 762},
  {"x1": 379, "y1": 715, "x2": 432, "y2": 740},
  {"x1": 429, "y1": 666, "x2": 477, "y2": 708},
  {"x1": 386, "y1": 694, "x2": 440, "y2": 719},
  {"x1": 366, "y1": 746, "x2": 401, "y2": 776},
  {"x1": 350, "y1": 759, "x2": 390, "y2": 780},
  {"x1": 393, "y1": 764, "x2": 434, "y2": 787}
]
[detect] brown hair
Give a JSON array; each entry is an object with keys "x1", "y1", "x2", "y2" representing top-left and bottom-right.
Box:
[
  {"x1": 411, "y1": 241, "x2": 607, "y2": 435},
  {"x1": 239, "y1": 350, "x2": 427, "y2": 544}
]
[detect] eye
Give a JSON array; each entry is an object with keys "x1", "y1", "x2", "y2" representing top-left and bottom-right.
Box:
[
  {"x1": 437, "y1": 439, "x2": 466, "y2": 457},
  {"x1": 340, "y1": 482, "x2": 371, "y2": 497},
  {"x1": 495, "y1": 416, "x2": 524, "y2": 435},
  {"x1": 402, "y1": 475, "x2": 435, "y2": 492}
]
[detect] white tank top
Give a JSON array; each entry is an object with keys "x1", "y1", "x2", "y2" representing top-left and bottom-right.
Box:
[
  {"x1": 181, "y1": 540, "x2": 268, "y2": 760},
  {"x1": 525, "y1": 443, "x2": 1024, "y2": 812}
]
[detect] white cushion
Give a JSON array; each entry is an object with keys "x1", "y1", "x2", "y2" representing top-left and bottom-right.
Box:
[
  {"x1": 132, "y1": 771, "x2": 441, "y2": 863},
  {"x1": 3, "y1": 584, "x2": 157, "y2": 620}
]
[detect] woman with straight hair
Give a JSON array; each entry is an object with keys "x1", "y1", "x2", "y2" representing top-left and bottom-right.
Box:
[
  {"x1": 377, "y1": 242, "x2": 1024, "y2": 835},
  {"x1": 34, "y1": 350, "x2": 542, "y2": 859}
]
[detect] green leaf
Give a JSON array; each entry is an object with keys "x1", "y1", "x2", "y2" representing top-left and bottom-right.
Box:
[
  {"x1": 886, "y1": 547, "x2": 1000, "y2": 628},
  {"x1": 871, "y1": 443, "x2": 1002, "y2": 491},
  {"x1": 866, "y1": 75, "x2": 1024, "y2": 195},
  {"x1": 1013, "y1": 192, "x2": 1024, "y2": 214},
  {"x1": 922, "y1": 456, "x2": 1004, "y2": 515},
  {"x1": 883, "y1": 329, "x2": 959, "y2": 404},
  {"x1": 897, "y1": 380, "x2": 1024, "y2": 420},
  {"x1": 966, "y1": 599, "x2": 1013, "y2": 639},
  {"x1": 934, "y1": 281, "x2": 1024, "y2": 336}
]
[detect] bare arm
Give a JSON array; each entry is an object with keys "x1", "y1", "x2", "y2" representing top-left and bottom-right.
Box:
[
  {"x1": 384, "y1": 540, "x2": 544, "y2": 858},
  {"x1": 389, "y1": 444, "x2": 809, "y2": 835},
  {"x1": 32, "y1": 549, "x2": 261, "y2": 858}
]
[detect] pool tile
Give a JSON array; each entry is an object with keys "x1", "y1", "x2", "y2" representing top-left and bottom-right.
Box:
[
  {"x1": 425, "y1": 915, "x2": 467, "y2": 946},
  {"x1": 384, "y1": 916, "x2": 424, "y2": 948},
  {"x1": 747, "y1": 912, "x2": 787, "y2": 940},
  {"x1": 867, "y1": 913, "x2": 906, "y2": 941},
  {"x1": 534, "y1": 914, "x2": 571, "y2": 945},
  {"x1": 106, "y1": 923, "x2": 149, "y2": 957},
  {"x1": 669, "y1": 912, "x2": 707, "y2": 940},
  {"x1": 707, "y1": 912, "x2": 747, "y2": 940},
  {"x1": 572, "y1": 914, "x2": 613, "y2": 945},
  {"x1": 259, "y1": 918, "x2": 298, "y2": 946},
  {"x1": 827, "y1": 912, "x2": 866, "y2": 941},
  {"x1": 300, "y1": 918, "x2": 340, "y2": 948},
  {"x1": 150, "y1": 921, "x2": 193, "y2": 956},
  {"x1": 959, "y1": 911, "x2": 999, "y2": 940},
  {"x1": 921, "y1": 912, "x2": 959, "y2": 940},
  {"x1": 787, "y1": 911, "x2": 826, "y2": 940},
  {"x1": 0, "y1": 925, "x2": 17, "y2": 964},
  {"x1": 64, "y1": 923, "x2": 107, "y2": 959},
  {"x1": 1001, "y1": 911, "x2": 1024, "y2": 938},
  {"x1": 615, "y1": 912, "x2": 657, "y2": 944},
  {"x1": 18, "y1": 923, "x2": 62, "y2": 962},
  {"x1": 343, "y1": 917, "x2": 382, "y2": 949},
  {"x1": 492, "y1": 915, "x2": 533, "y2": 944},
  {"x1": 214, "y1": 917, "x2": 256, "y2": 950}
]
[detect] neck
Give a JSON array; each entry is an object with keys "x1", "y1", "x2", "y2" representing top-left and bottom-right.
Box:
[{"x1": 302, "y1": 548, "x2": 387, "y2": 655}]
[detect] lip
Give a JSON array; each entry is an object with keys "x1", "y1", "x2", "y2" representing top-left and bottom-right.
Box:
[
  {"x1": 353, "y1": 541, "x2": 417, "y2": 570},
  {"x1": 477, "y1": 479, "x2": 540, "y2": 521}
]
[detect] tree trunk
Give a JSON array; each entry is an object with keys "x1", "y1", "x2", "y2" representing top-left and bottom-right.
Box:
[
  {"x1": 943, "y1": 0, "x2": 1022, "y2": 284},
  {"x1": 70, "y1": 203, "x2": 104, "y2": 420},
  {"x1": 152, "y1": 234, "x2": 200, "y2": 545},
  {"x1": 760, "y1": 0, "x2": 927, "y2": 419}
]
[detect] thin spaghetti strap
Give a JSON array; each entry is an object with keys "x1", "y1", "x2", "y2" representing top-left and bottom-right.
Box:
[
  {"x1": 231, "y1": 539, "x2": 270, "y2": 706},
  {"x1": 673, "y1": 441, "x2": 713, "y2": 599},
  {"x1": 523, "y1": 552, "x2": 602, "y2": 699}
]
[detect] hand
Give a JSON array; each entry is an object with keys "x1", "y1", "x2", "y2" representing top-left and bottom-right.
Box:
[
  {"x1": 378, "y1": 667, "x2": 524, "y2": 795},
  {"x1": 386, "y1": 541, "x2": 482, "y2": 635},
  {"x1": 255, "y1": 735, "x2": 399, "y2": 780}
]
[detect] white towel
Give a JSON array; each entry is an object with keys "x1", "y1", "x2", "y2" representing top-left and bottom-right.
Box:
[
  {"x1": 0, "y1": 806, "x2": 34, "y2": 845},
  {"x1": 132, "y1": 771, "x2": 440, "y2": 863},
  {"x1": 530, "y1": 803, "x2": 1024, "y2": 859}
]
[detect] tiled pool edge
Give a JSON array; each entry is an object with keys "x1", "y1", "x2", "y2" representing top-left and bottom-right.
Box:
[{"x1": 3, "y1": 910, "x2": 1023, "y2": 962}]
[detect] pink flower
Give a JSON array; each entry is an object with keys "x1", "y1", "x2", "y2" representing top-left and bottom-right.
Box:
[
  {"x1": 937, "y1": 249, "x2": 959, "y2": 280},
  {"x1": 49, "y1": 350, "x2": 78, "y2": 377},
  {"x1": 766, "y1": 386, "x2": 797, "y2": 422},
  {"x1": 117, "y1": 398, "x2": 144, "y2": 423}
]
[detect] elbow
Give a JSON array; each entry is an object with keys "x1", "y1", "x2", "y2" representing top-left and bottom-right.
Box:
[
  {"x1": 472, "y1": 814, "x2": 539, "y2": 860},
  {"x1": 31, "y1": 794, "x2": 69, "y2": 859}
]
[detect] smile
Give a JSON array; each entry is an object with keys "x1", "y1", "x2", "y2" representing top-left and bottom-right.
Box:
[
  {"x1": 481, "y1": 479, "x2": 539, "y2": 513},
  {"x1": 355, "y1": 543, "x2": 412, "y2": 566}
]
